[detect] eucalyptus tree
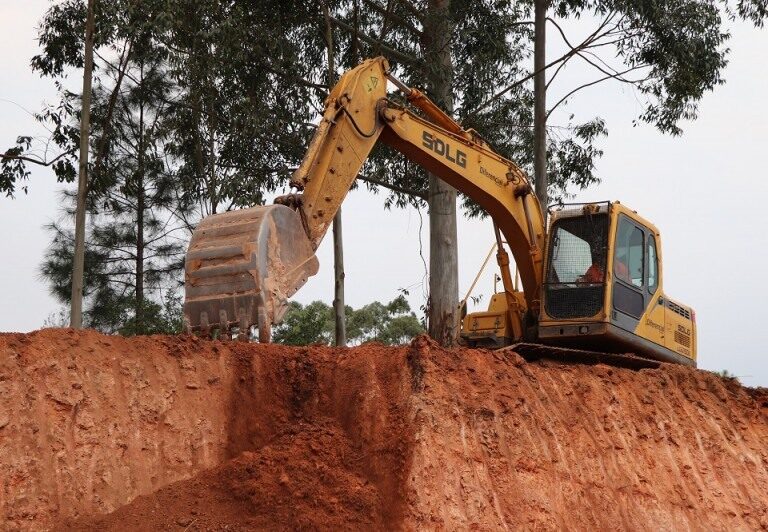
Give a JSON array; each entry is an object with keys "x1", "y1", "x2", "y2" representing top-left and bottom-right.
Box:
[
  {"x1": 155, "y1": 0, "x2": 329, "y2": 218},
  {"x1": 1, "y1": 0, "x2": 154, "y2": 196},
  {"x1": 517, "y1": 0, "x2": 768, "y2": 207}
]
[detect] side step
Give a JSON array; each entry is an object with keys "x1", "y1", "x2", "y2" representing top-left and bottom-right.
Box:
[{"x1": 506, "y1": 342, "x2": 662, "y2": 370}]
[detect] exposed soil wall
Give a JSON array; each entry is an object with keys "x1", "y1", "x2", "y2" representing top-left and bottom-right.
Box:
[
  {"x1": 404, "y1": 337, "x2": 768, "y2": 530},
  {"x1": 1, "y1": 330, "x2": 766, "y2": 530},
  {"x1": 0, "y1": 330, "x2": 245, "y2": 529}
]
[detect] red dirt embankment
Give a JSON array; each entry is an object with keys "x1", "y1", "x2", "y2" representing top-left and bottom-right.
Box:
[{"x1": 1, "y1": 330, "x2": 767, "y2": 530}]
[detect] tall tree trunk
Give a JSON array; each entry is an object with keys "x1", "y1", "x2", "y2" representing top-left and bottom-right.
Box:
[
  {"x1": 423, "y1": 0, "x2": 459, "y2": 347},
  {"x1": 136, "y1": 69, "x2": 145, "y2": 332},
  {"x1": 533, "y1": 0, "x2": 548, "y2": 212},
  {"x1": 70, "y1": 0, "x2": 96, "y2": 329},
  {"x1": 207, "y1": 94, "x2": 218, "y2": 214},
  {"x1": 324, "y1": 2, "x2": 346, "y2": 346},
  {"x1": 332, "y1": 210, "x2": 346, "y2": 345}
]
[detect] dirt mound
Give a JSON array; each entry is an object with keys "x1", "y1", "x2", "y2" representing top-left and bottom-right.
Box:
[
  {"x1": 2, "y1": 330, "x2": 767, "y2": 530},
  {"x1": 0, "y1": 329, "x2": 246, "y2": 529},
  {"x1": 62, "y1": 422, "x2": 389, "y2": 531}
]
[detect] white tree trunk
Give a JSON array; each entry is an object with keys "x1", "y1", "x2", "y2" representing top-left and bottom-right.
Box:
[
  {"x1": 324, "y1": 2, "x2": 346, "y2": 346},
  {"x1": 332, "y1": 209, "x2": 346, "y2": 346},
  {"x1": 534, "y1": 0, "x2": 548, "y2": 212},
  {"x1": 70, "y1": 0, "x2": 96, "y2": 329},
  {"x1": 424, "y1": 0, "x2": 459, "y2": 346}
]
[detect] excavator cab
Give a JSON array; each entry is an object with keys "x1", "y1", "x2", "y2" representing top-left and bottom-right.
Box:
[
  {"x1": 542, "y1": 204, "x2": 610, "y2": 322},
  {"x1": 538, "y1": 202, "x2": 696, "y2": 366},
  {"x1": 462, "y1": 202, "x2": 696, "y2": 366}
]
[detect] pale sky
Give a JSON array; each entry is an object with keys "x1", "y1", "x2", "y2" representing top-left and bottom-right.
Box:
[{"x1": 1, "y1": 1, "x2": 766, "y2": 386}]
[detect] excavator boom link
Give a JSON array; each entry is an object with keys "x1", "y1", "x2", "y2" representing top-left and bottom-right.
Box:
[{"x1": 184, "y1": 205, "x2": 318, "y2": 339}]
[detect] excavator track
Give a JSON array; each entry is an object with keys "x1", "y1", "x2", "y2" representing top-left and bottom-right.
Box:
[{"x1": 506, "y1": 343, "x2": 662, "y2": 370}]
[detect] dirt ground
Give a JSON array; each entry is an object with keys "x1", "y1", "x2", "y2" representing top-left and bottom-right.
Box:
[{"x1": 1, "y1": 330, "x2": 767, "y2": 530}]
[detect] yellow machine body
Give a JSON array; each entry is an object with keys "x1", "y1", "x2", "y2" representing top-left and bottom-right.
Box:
[
  {"x1": 461, "y1": 292, "x2": 522, "y2": 347},
  {"x1": 462, "y1": 202, "x2": 696, "y2": 366},
  {"x1": 184, "y1": 56, "x2": 697, "y2": 367}
]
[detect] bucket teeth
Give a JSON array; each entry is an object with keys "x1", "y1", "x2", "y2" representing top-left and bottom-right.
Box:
[
  {"x1": 238, "y1": 307, "x2": 248, "y2": 331},
  {"x1": 199, "y1": 312, "x2": 210, "y2": 336}
]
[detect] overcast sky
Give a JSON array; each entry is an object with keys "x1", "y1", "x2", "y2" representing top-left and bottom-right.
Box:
[{"x1": 1, "y1": 1, "x2": 766, "y2": 386}]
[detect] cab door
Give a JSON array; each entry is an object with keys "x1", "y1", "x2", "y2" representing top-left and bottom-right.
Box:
[
  {"x1": 643, "y1": 235, "x2": 666, "y2": 346},
  {"x1": 610, "y1": 215, "x2": 665, "y2": 347},
  {"x1": 610, "y1": 215, "x2": 648, "y2": 333}
]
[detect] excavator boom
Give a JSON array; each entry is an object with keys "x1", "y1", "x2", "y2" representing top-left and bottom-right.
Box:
[{"x1": 184, "y1": 57, "x2": 545, "y2": 338}]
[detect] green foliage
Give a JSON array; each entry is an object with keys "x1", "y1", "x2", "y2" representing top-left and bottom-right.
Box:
[
  {"x1": 609, "y1": 0, "x2": 727, "y2": 135},
  {"x1": 547, "y1": 0, "x2": 759, "y2": 136},
  {"x1": 272, "y1": 301, "x2": 334, "y2": 346},
  {"x1": 330, "y1": 0, "x2": 559, "y2": 207},
  {"x1": 3, "y1": 0, "x2": 326, "y2": 206},
  {"x1": 327, "y1": 0, "x2": 764, "y2": 207},
  {"x1": 119, "y1": 292, "x2": 185, "y2": 336},
  {"x1": 273, "y1": 296, "x2": 424, "y2": 346},
  {"x1": 156, "y1": 0, "x2": 327, "y2": 213},
  {"x1": 39, "y1": 46, "x2": 187, "y2": 335},
  {"x1": 4, "y1": 0, "x2": 768, "y2": 202},
  {"x1": 716, "y1": 369, "x2": 740, "y2": 382},
  {"x1": 40, "y1": 215, "x2": 184, "y2": 335},
  {"x1": 4, "y1": 0, "x2": 765, "y2": 339},
  {"x1": 346, "y1": 295, "x2": 425, "y2": 345},
  {"x1": 1, "y1": 0, "x2": 151, "y2": 196},
  {"x1": 0, "y1": 89, "x2": 79, "y2": 196}
]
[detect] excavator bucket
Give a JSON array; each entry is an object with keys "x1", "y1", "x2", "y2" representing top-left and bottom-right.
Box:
[{"x1": 184, "y1": 204, "x2": 319, "y2": 341}]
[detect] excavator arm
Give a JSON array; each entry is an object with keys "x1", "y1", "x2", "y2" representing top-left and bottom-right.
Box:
[
  {"x1": 286, "y1": 57, "x2": 545, "y2": 306},
  {"x1": 184, "y1": 57, "x2": 546, "y2": 339}
]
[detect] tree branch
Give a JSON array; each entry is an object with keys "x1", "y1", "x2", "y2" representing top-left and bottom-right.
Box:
[
  {"x1": 467, "y1": 13, "x2": 619, "y2": 116},
  {"x1": 358, "y1": 172, "x2": 426, "y2": 199},
  {"x1": 546, "y1": 15, "x2": 641, "y2": 86},
  {"x1": 91, "y1": 40, "x2": 133, "y2": 191},
  {"x1": 1, "y1": 147, "x2": 77, "y2": 166},
  {"x1": 545, "y1": 52, "x2": 576, "y2": 90},
  {"x1": 363, "y1": 0, "x2": 422, "y2": 37},
  {"x1": 546, "y1": 65, "x2": 646, "y2": 118},
  {"x1": 262, "y1": 64, "x2": 328, "y2": 90},
  {"x1": 394, "y1": 0, "x2": 425, "y2": 24},
  {"x1": 330, "y1": 16, "x2": 422, "y2": 68},
  {"x1": 578, "y1": 49, "x2": 649, "y2": 84}
]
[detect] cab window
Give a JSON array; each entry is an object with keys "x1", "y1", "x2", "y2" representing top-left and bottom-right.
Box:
[
  {"x1": 614, "y1": 217, "x2": 644, "y2": 288},
  {"x1": 548, "y1": 228, "x2": 591, "y2": 283},
  {"x1": 547, "y1": 214, "x2": 609, "y2": 284},
  {"x1": 647, "y1": 235, "x2": 658, "y2": 294}
]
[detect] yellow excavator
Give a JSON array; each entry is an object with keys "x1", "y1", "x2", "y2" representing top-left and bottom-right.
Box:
[{"x1": 183, "y1": 57, "x2": 696, "y2": 368}]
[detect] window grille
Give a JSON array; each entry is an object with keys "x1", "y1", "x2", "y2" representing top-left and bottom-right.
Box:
[{"x1": 545, "y1": 212, "x2": 609, "y2": 319}]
